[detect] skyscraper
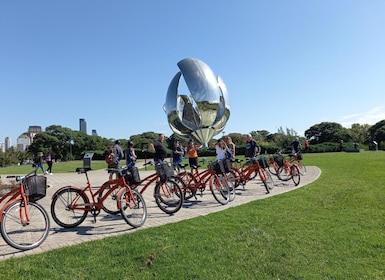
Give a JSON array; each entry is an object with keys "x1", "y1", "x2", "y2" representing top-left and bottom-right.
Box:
[{"x1": 79, "y1": 118, "x2": 87, "y2": 134}]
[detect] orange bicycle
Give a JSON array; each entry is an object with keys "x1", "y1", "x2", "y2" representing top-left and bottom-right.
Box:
[
  {"x1": 275, "y1": 152, "x2": 301, "y2": 186},
  {"x1": 50, "y1": 166, "x2": 147, "y2": 228},
  {"x1": 231, "y1": 157, "x2": 274, "y2": 194},
  {"x1": 1, "y1": 168, "x2": 50, "y2": 250},
  {"x1": 288, "y1": 151, "x2": 306, "y2": 175},
  {"x1": 128, "y1": 161, "x2": 184, "y2": 215},
  {"x1": 176, "y1": 160, "x2": 232, "y2": 205}
]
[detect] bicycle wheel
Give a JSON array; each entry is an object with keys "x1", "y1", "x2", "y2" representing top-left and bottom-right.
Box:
[
  {"x1": 175, "y1": 173, "x2": 196, "y2": 200},
  {"x1": 277, "y1": 165, "x2": 291, "y2": 181},
  {"x1": 99, "y1": 185, "x2": 121, "y2": 215},
  {"x1": 268, "y1": 162, "x2": 280, "y2": 176},
  {"x1": 154, "y1": 178, "x2": 183, "y2": 214},
  {"x1": 297, "y1": 161, "x2": 307, "y2": 175},
  {"x1": 291, "y1": 165, "x2": 301, "y2": 186},
  {"x1": 1, "y1": 200, "x2": 50, "y2": 250},
  {"x1": 119, "y1": 188, "x2": 147, "y2": 228},
  {"x1": 210, "y1": 174, "x2": 230, "y2": 205},
  {"x1": 260, "y1": 168, "x2": 274, "y2": 192},
  {"x1": 51, "y1": 187, "x2": 88, "y2": 228},
  {"x1": 225, "y1": 172, "x2": 237, "y2": 202}
]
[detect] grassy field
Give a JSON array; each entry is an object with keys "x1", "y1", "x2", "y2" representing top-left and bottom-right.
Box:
[{"x1": 0, "y1": 152, "x2": 384, "y2": 279}]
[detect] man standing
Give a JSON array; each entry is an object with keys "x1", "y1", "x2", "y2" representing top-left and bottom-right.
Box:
[
  {"x1": 150, "y1": 133, "x2": 168, "y2": 164},
  {"x1": 172, "y1": 140, "x2": 184, "y2": 172},
  {"x1": 108, "y1": 140, "x2": 124, "y2": 180},
  {"x1": 245, "y1": 134, "x2": 260, "y2": 160}
]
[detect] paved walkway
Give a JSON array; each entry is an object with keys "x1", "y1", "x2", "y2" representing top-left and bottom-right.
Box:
[{"x1": 0, "y1": 166, "x2": 321, "y2": 260}]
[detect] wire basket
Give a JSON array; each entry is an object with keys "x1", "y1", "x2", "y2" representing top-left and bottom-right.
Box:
[
  {"x1": 24, "y1": 175, "x2": 47, "y2": 201},
  {"x1": 124, "y1": 166, "x2": 141, "y2": 185},
  {"x1": 209, "y1": 159, "x2": 231, "y2": 174},
  {"x1": 155, "y1": 162, "x2": 174, "y2": 180},
  {"x1": 273, "y1": 155, "x2": 284, "y2": 167}
]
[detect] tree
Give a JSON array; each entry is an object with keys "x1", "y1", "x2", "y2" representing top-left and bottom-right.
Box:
[
  {"x1": 305, "y1": 122, "x2": 353, "y2": 143},
  {"x1": 369, "y1": 120, "x2": 385, "y2": 149}
]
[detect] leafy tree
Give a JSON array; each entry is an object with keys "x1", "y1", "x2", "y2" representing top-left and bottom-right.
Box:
[
  {"x1": 305, "y1": 122, "x2": 353, "y2": 143},
  {"x1": 369, "y1": 120, "x2": 385, "y2": 149}
]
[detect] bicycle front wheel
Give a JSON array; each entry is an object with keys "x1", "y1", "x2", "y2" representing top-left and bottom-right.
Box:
[
  {"x1": 210, "y1": 174, "x2": 230, "y2": 205},
  {"x1": 297, "y1": 161, "x2": 306, "y2": 175},
  {"x1": 119, "y1": 188, "x2": 147, "y2": 228},
  {"x1": 259, "y1": 168, "x2": 275, "y2": 194},
  {"x1": 291, "y1": 165, "x2": 301, "y2": 186},
  {"x1": 51, "y1": 187, "x2": 88, "y2": 228},
  {"x1": 99, "y1": 185, "x2": 121, "y2": 215},
  {"x1": 1, "y1": 200, "x2": 50, "y2": 250},
  {"x1": 154, "y1": 178, "x2": 183, "y2": 214}
]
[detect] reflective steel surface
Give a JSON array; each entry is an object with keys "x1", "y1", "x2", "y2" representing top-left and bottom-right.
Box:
[{"x1": 164, "y1": 58, "x2": 230, "y2": 146}]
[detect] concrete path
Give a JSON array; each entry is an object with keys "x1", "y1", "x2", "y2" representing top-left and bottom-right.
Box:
[{"x1": 0, "y1": 166, "x2": 321, "y2": 260}]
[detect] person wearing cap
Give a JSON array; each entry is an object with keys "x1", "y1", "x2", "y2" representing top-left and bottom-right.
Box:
[
  {"x1": 125, "y1": 141, "x2": 137, "y2": 169},
  {"x1": 108, "y1": 139, "x2": 124, "y2": 180},
  {"x1": 172, "y1": 141, "x2": 184, "y2": 172}
]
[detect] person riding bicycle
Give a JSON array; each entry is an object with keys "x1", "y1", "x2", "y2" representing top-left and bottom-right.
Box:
[{"x1": 244, "y1": 134, "x2": 261, "y2": 163}]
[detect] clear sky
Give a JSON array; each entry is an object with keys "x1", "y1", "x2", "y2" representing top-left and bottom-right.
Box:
[{"x1": 1, "y1": 1, "x2": 385, "y2": 145}]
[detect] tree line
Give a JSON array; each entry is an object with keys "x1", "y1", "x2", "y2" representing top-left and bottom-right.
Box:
[{"x1": 1, "y1": 120, "x2": 384, "y2": 167}]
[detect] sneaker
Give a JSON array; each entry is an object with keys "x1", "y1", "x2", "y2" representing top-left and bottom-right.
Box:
[
  {"x1": 45, "y1": 171, "x2": 48, "y2": 174},
  {"x1": 50, "y1": 173, "x2": 53, "y2": 175}
]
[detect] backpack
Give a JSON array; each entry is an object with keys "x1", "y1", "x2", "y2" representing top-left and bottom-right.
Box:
[{"x1": 105, "y1": 147, "x2": 117, "y2": 164}]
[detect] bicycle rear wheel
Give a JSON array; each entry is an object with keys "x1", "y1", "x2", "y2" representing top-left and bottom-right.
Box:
[
  {"x1": 297, "y1": 161, "x2": 306, "y2": 175},
  {"x1": 120, "y1": 188, "x2": 147, "y2": 228},
  {"x1": 291, "y1": 165, "x2": 301, "y2": 186},
  {"x1": 99, "y1": 185, "x2": 121, "y2": 215},
  {"x1": 259, "y1": 168, "x2": 274, "y2": 193},
  {"x1": 177, "y1": 172, "x2": 197, "y2": 200},
  {"x1": 51, "y1": 187, "x2": 88, "y2": 228},
  {"x1": 210, "y1": 174, "x2": 230, "y2": 205},
  {"x1": 277, "y1": 165, "x2": 292, "y2": 181},
  {"x1": 1, "y1": 200, "x2": 50, "y2": 250},
  {"x1": 154, "y1": 178, "x2": 183, "y2": 214}
]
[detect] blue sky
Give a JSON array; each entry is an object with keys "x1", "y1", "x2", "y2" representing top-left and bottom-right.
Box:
[{"x1": 1, "y1": 1, "x2": 385, "y2": 145}]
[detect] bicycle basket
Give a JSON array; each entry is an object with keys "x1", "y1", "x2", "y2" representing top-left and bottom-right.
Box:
[
  {"x1": 124, "y1": 166, "x2": 141, "y2": 185},
  {"x1": 209, "y1": 160, "x2": 231, "y2": 174},
  {"x1": 257, "y1": 157, "x2": 269, "y2": 168},
  {"x1": 273, "y1": 155, "x2": 284, "y2": 167},
  {"x1": 155, "y1": 162, "x2": 174, "y2": 180},
  {"x1": 24, "y1": 175, "x2": 47, "y2": 201}
]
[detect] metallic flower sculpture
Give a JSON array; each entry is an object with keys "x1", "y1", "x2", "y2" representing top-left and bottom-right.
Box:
[{"x1": 164, "y1": 58, "x2": 230, "y2": 147}]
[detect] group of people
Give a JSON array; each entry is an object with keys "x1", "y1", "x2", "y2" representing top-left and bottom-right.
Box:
[
  {"x1": 33, "y1": 151, "x2": 54, "y2": 175},
  {"x1": 105, "y1": 133, "x2": 306, "y2": 179}
]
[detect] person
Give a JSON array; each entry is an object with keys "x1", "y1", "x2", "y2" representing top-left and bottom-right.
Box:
[
  {"x1": 291, "y1": 137, "x2": 301, "y2": 154},
  {"x1": 125, "y1": 141, "x2": 137, "y2": 169},
  {"x1": 172, "y1": 140, "x2": 184, "y2": 172},
  {"x1": 225, "y1": 136, "x2": 236, "y2": 160},
  {"x1": 304, "y1": 139, "x2": 309, "y2": 153},
  {"x1": 34, "y1": 151, "x2": 46, "y2": 175},
  {"x1": 339, "y1": 140, "x2": 344, "y2": 152},
  {"x1": 45, "y1": 151, "x2": 53, "y2": 175},
  {"x1": 186, "y1": 139, "x2": 202, "y2": 171},
  {"x1": 213, "y1": 139, "x2": 231, "y2": 160},
  {"x1": 108, "y1": 140, "x2": 124, "y2": 180},
  {"x1": 245, "y1": 134, "x2": 260, "y2": 161},
  {"x1": 149, "y1": 133, "x2": 167, "y2": 164}
]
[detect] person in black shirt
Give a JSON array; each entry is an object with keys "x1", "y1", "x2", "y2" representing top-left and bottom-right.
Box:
[
  {"x1": 150, "y1": 133, "x2": 167, "y2": 164},
  {"x1": 245, "y1": 134, "x2": 261, "y2": 160}
]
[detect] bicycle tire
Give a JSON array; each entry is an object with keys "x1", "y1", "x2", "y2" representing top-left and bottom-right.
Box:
[
  {"x1": 297, "y1": 161, "x2": 307, "y2": 175},
  {"x1": 277, "y1": 165, "x2": 292, "y2": 181},
  {"x1": 99, "y1": 185, "x2": 121, "y2": 215},
  {"x1": 225, "y1": 172, "x2": 237, "y2": 202},
  {"x1": 154, "y1": 178, "x2": 183, "y2": 214},
  {"x1": 260, "y1": 168, "x2": 275, "y2": 193},
  {"x1": 268, "y1": 162, "x2": 280, "y2": 176},
  {"x1": 177, "y1": 172, "x2": 198, "y2": 200},
  {"x1": 291, "y1": 165, "x2": 301, "y2": 186},
  {"x1": 119, "y1": 188, "x2": 147, "y2": 228},
  {"x1": 210, "y1": 174, "x2": 230, "y2": 205},
  {"x1": 1, "y1": 200, "x2": 50, "y2": 250},
  {"x1": 51, "y1": 187, "x2": 88, "y2": 228}
]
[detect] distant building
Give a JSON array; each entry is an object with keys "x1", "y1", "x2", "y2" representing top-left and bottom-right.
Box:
[
  {"x1": 91, "y1": 129, "x2": 98, "y2": 136},
  {"x1": 5, "y1": 137, "x2": 11, "y2": 151},
  {"x1": 28, "y1": 126, "x2": 42, "y2": 140},
  {"x1": 17, "y1": 134, "x2": 30, "y2": 151},
  {"x1": 79, "y1": 118, "x2": 87, "y2": 134}
]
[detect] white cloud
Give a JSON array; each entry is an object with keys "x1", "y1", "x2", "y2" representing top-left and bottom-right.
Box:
[{"x1": 339, "y1": 106, "x2": 385, "y2": 128}]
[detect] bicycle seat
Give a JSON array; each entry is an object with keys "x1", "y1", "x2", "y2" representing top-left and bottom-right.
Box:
[
  {"x1": 179, "y1": 163, "x2": 188, "y2": 169},
  {"x1": 76, "y1": 167, "x2": 91, "y2": 173}
]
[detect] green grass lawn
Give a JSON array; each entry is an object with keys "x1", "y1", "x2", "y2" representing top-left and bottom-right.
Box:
[{"x1": 0, "y1": 152, "x2": 384, "y2": 279}]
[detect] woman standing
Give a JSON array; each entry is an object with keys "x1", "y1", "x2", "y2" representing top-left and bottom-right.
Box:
[{"x1": 186, "y1": 140, "x2": 202, "y2": 171}]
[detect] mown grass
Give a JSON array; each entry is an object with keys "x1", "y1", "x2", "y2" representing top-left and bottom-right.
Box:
[{"x1": 0, "y1": 152, "x2": 384, "y2": 279}]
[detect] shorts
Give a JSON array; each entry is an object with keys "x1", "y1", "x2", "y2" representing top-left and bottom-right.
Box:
[{"x1": 189, "y1": 157, "x2": 198, "y2": 168}]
